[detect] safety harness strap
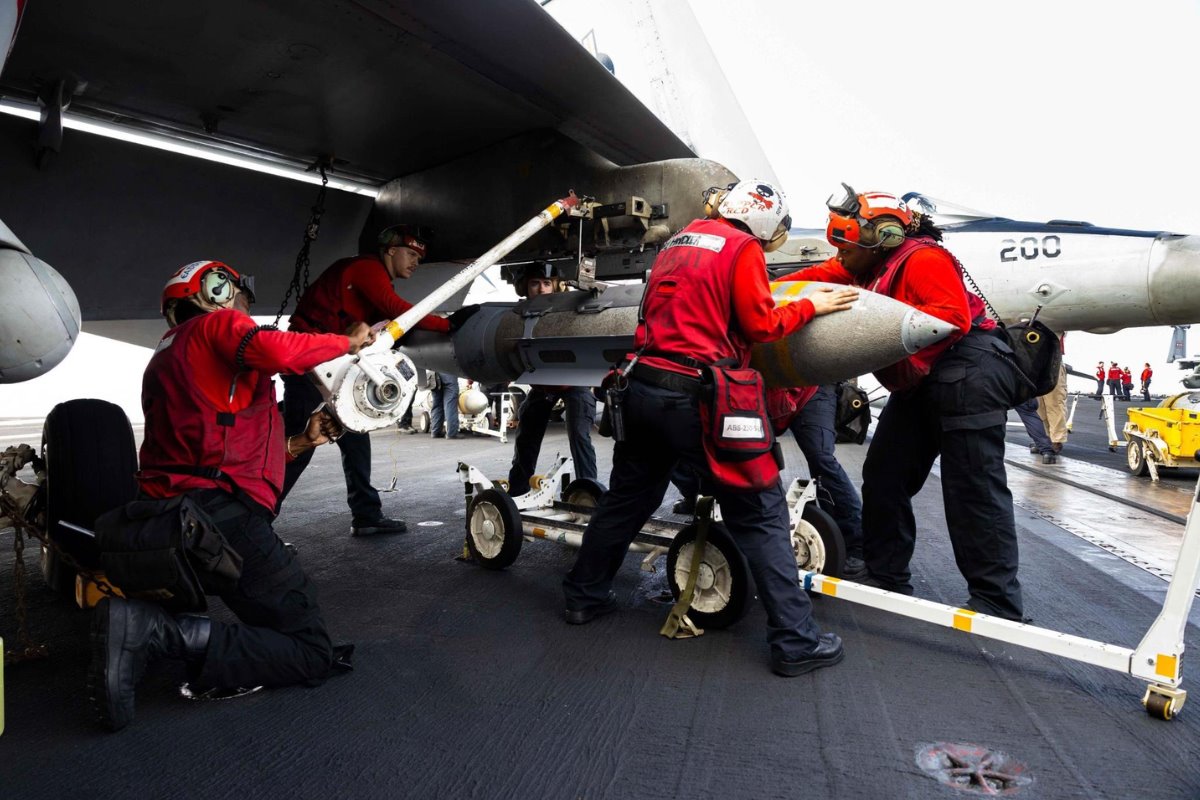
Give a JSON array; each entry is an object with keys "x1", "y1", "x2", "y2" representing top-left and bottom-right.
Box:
[{"x1": 660, "y1": 496, "x2": 714, "y2": 639}]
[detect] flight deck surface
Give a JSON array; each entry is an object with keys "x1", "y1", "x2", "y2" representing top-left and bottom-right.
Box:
[{"x1": 1, "y1": 396, "x2": 1198, "y2": 798}]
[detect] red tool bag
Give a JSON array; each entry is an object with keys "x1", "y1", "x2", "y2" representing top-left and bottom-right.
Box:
[{"x1": 699, "y1": 366, "x2": 783, "y2": 491}]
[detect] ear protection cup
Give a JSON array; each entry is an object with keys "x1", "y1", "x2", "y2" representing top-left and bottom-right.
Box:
[
  {"x1": 702, "y1": 187, "x2": 728, "y2": 219},
  {"x1": 875, "y1": 221, "x2": 906, "y2": 249}
]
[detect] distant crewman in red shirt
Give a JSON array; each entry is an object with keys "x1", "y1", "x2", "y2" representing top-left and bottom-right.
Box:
[
  {"x1": 1141, "y1": 363, "x2": 1154, "y2": 401},
  {"x1": 90, "y1": 259, "x2": 375, "y2": 731},
  {"x1": 1122, "y1": 366, "x2": 1135, "y2": 401},
  {"x1": 281, "y1": 225, "x2": 450, "y2": 536},
  {"x1": 1107, "y1": 362, "x2": 1123, "y2": 398},
  {"x1": 779, "y1": 184, "x2": 1027, "y2": 621},
  {"x1": 1095, "y1": 362, "x2": 1105, "y2": 397}
]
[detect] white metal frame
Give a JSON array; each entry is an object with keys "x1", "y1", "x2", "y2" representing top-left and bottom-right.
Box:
[{"x1": 802, "y1": 473, "x2": 1200, "y2": 718}]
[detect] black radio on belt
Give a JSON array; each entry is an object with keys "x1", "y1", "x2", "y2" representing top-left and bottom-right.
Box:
[{"x1": 606, "y1": 382, "x2": 628, "y2": 442}]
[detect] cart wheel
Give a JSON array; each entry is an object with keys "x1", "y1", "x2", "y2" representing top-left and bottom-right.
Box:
[
  {"x1": 665, "y1": 522, "x2": 751, "y2": 629},
  {"x1": 41, "y1": 399, "x2": 139, "y2": 594},
  {"x1": 562, "y1": 478, "x2": 606, "y2": 508},
  {"x1": 1126, "y1": 440, "x2": 1149, "y2": 477},
  {"x1": 415, "y1": 411, "x2": 431, "y2": 434},
  {"x1": 793, "y1": 504, "x2": 846, "y2": 578},
  {"x1": 466, "y1": 488, "x2": 523, "y2": 570},
  {"x1": 1144, "y1": 692, "x2": 1177, "y2": 721}
]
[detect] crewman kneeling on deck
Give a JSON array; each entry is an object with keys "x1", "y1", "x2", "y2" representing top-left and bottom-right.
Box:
[
  {"x1": 562, "y1": 179, "x2": 858, "y2": 676},
  {"x1": 88, "y1": 260, "x2": 374, "y2": 731},
  {"x1": 779, "y1": 185, "x2": 1027, "y2": 621}
]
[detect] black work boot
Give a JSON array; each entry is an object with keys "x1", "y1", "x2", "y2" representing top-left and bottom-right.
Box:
[{"x1": 88, "y1": 597, "x2": 211, "y2": 731}]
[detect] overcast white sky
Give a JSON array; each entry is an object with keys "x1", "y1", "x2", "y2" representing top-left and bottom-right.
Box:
[
  {"x1": 546, "y1": 0, "x2": 1200, "y2": 394},
  {"x1": 5, "y1": 1, "x2": 1200, "y2": 421}
]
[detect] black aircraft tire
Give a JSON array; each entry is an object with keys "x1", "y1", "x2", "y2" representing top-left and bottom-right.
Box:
[
  {"x1": 796, "y1": 503, "x2": 846, "y2": 578},
  {"x1": 40, "y1": 399, "x2": 139, "y2": 590},
  {"x1": 561, "y1": 477, "x2": 606, "y2": 508},
  {"x1": 466, "y1": 488, "x2": 524, "y2": 570},
  {"x1": 666, "y1": 522, "x2": 751, "y2": 630}
]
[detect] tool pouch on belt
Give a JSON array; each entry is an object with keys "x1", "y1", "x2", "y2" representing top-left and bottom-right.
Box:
[
  {"x1": 95, "y1": 495, "x2": 244, "y2": 613},
  {"x1": 699, "y1": 366, "x2": 782, "y2": 491},
  {"x1": 999, "y1": 320, "x2": 1062, "y2": 405}
]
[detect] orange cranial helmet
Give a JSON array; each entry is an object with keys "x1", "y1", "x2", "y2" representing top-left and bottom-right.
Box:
[{"x1": 825, "y1": 183, "x2": 914, "y2": 250}]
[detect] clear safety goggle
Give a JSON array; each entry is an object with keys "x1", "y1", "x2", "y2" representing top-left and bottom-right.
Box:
[{"x1": 826, "y1": 182, "x2": 861, "y2": 217}]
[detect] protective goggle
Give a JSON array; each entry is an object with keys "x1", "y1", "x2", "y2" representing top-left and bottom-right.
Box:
[{"x1": 826, "y1": 183, "x2": 861, "y2": 217}]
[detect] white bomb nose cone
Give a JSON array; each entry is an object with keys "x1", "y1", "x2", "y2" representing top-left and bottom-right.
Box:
[
  {"x1": 458, "y1": 387, "x2": 490, "y2": 415},
  {"x1": 751, "y1": 281, "x2": 956, "y2": 387},
  {"x1": 902, "y1": 307, "x2": 958, "y2": 354}
]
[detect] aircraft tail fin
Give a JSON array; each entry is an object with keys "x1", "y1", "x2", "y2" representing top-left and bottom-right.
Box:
[{"x1": 1169, "y1": 325, "x2": 1190, "y2": 363}]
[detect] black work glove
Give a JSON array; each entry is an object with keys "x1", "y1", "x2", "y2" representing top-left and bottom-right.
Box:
[{"x1": 447, "y1": 304, "x2": 482, "y2": 333}]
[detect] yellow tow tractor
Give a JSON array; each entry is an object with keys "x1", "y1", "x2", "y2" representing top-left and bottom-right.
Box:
[{"x1": 1123, "y1": 391, "x2": 1200, "y2": 480}]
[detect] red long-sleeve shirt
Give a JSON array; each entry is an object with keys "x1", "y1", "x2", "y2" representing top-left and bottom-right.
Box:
[
  {"x1": 290, "y1": 255, "x2": 451, "y2": 335},
  {"x1": 779, "y1": 248, "x2": 971, "y2": 380},
  {"x1": 172, "y1": 309, "x2": 350, "y2": 413},
  {"x1": 138, "y1": 309, "x2": 350, "y2": 507},
  {"x1": 637, "y1": 219, "x2": 814, "y2": 376}
]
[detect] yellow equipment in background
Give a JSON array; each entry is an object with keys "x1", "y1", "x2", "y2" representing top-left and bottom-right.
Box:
[{"x1": 1123, "y1": 392, "x2": 1200, "y2": 480}]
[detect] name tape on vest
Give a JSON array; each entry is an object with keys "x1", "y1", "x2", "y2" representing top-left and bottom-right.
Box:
[
  {"x1": 665, "y1": 232, "x2": 727, "y2": 253},
  {"x1": 721, "y1": 415, "x2": 765, "y2": 439}
]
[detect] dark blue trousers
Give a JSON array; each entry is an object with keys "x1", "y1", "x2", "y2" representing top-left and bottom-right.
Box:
[
  {"x1": 787, "y1": 385, "x2": 864, "y2": 559},
  {"x1": 508, "y1": 387, "x2": 597, "y2": 495},
  {"x1": 1014, "y1": 398, "x2": 1053, "y2": 454},
  {"x1": 279, "y1": 375, "x2": 382, "y2": 521},
  {"x1": 429, "y1": 372, "x2": 460, "y2": 437},
  {"x1": 861, "y1": 329, "x2": 1024, "y2": 619},
  {"x1": 563, "y1": 380, "x2": 821, "y2": 660}
]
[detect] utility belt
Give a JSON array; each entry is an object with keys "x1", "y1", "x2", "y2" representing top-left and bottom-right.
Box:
[
  {"x1": 95, "y1": 493, "x2": 243, "y2": 613},
  {"x1": 94, "y1": 466, "x2": 249, "y2": 613},
  {"x1": 606, "y1": 355, "x2": 781, "y2": 491},
  {"x1": 629, "y1": 362, "x2": 702, "y2": 396}
]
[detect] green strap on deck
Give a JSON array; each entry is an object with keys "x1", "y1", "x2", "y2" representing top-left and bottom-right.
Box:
[{"x1": 660, "y1": 497, "x2": 714, "y2": 639}]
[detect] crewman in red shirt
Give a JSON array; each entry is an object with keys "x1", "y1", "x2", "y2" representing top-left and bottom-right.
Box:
[
  {"x1": 778, "y1": 184, "x2": 1027, "y2": 621},
  {"x1": 1107, "y1": 362, "x2": 1123, "y2": 397},
  {"x1": 563, "y1": 179, "x2": 858, "y2": 676},
  {"x1": 1095, "y1": 362, "x2": 1105, "y2": 397},
  {"x1": 281, "y1": 225, "x2": 450, "y2": 535},
  {"x1": 1141, "y1": 363, "x2": 1154, "y2": 401},
  {"x1": 89, "y1": 260, "x2": 375, "y2": 731},
  {"x1": 1122, "y1": 366, "x2": 1135, "y2": 401}
]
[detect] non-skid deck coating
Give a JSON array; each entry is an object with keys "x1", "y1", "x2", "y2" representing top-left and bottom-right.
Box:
[{"x1": 2, "y1": 396, "x2": 1199, "y2": 799}]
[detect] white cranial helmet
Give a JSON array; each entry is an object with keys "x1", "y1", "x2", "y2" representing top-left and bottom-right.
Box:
[{"x1": 716, "y1": 179, "x2": 792, "y2": 252}]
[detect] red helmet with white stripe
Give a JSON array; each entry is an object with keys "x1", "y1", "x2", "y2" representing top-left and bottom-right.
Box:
[{"x1": 161, "y1": 260, "x2": 256, "y2": 325}]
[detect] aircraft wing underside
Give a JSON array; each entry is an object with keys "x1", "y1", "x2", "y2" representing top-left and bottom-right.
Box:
[{"x1": 0, "y1": 0, "x2": 693, "y2": 181}]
